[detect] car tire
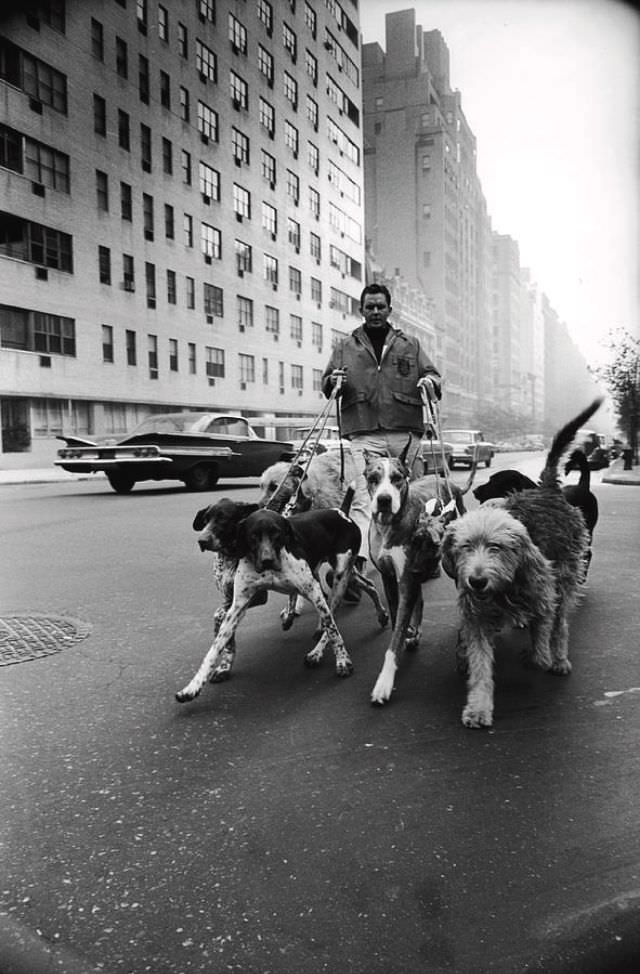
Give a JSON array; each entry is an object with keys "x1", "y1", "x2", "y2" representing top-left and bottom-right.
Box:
[
  {"x1": 184, "y1": 464, "x2": 216, "y2": 491},
  {"x1": 107, "y1": 472, "x2": 135, "y2": 494}
]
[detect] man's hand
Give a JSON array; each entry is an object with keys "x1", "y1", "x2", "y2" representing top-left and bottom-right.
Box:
[
  {"x1": 417, "y1": 375, "x2": 442, "y2": 402},
  {"x1": 329, "y1": 368, "x2": 347, "y2": 391}
]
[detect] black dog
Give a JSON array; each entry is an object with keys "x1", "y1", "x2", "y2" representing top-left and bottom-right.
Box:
[{"x1": 176, "y1": 503, "x2": 362, "y2": 702}]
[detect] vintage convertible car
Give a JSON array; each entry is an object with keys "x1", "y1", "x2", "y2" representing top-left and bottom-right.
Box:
[{"x1": 55, "y1": 412, "x2": 294, "y2": 493}]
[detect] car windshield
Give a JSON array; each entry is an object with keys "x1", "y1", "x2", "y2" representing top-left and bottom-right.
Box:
[
  {"x1": 444, "y1": 431, "x2": 475, "y2": 444},
  {"x1": 129, "y1": 415, "x2": 200, "y2": 435}
]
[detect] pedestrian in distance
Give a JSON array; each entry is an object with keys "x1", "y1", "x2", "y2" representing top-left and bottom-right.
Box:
[{"x1": 321, "y1": 282, "x2": 442, "y2": 570}]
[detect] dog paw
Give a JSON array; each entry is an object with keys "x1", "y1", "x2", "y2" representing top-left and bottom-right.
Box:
[
  {"x1": 280, "y1": 610, "x2": 296, "y2": 631},
  {"x1": 461, "y1": 705, "x2": 493, "y2": 728},
  {"x1": 304, "y1": 647, "x2": 323, "y2": 667},
  {"x1": 550, "y1": 658, "x2": 572, "y2": 675},
  {"x1": 335, "y1": 657, "x2": 354, "y2": 677},
  {"x1": 405, "y1": 627, "x2": 421, "y2": 651},
  {"x1": 175, "y1": 686, "x2": 199, "y2": 703},
  {"x1": 370, "y1": 680, "x2": 393, "y2": 705}
]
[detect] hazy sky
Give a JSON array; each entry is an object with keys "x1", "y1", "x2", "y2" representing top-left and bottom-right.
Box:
[{"x1": 359, "y1": 0, "x2": 640, "y2": 366}]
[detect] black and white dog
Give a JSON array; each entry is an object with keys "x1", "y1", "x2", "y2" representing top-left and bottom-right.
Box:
[{"x1": 176, "y1": 499, "x2": 362, "y2": 702}]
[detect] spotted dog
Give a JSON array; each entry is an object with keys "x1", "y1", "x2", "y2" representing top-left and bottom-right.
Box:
[
  {"x1": 176, "y1": 502, "x2": 362, "y2": 703},
  {"x1": 365, "y1": 445, "x2": 463, "y2": 705}
]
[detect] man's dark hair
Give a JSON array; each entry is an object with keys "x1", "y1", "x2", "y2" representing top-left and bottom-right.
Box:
[{"x1": 359, "y1": 283, "x2": 392, "y2": 308}]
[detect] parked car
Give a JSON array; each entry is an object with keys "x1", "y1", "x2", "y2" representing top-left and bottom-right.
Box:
[
  {"x1": 290, "y1": 426, "x2": 350, "y2": 454},
  {"x1": 55, "y1": 413, "x2": 294, "y2": 493},
  {"x1": 442, "y1": 429, "x2": 495, "y2": 468}
]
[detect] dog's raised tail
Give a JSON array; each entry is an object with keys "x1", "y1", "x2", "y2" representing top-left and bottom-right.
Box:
[{"x1": 540, "y1": 397, "x2": 603, "y2": 489}]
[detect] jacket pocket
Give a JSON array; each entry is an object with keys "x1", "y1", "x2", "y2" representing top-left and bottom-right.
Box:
[
  {"x1": 341, "y1": 389, "x2": 370, "y2": 409},
  {"x1": 392, "y1": 390, "x2": 421, "y2": 407}
]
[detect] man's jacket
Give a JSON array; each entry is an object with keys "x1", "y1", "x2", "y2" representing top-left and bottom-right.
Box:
[{"x1": 321, "y1": 325, "x2": 440, "y2": 437}]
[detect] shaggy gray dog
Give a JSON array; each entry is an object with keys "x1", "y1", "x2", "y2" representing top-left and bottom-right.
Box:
[{"x1": 442, "y1": 398, "x2": 601, "y2": 728}]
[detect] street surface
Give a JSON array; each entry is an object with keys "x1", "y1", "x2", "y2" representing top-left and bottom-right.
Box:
[{"x1": 1, "y1": 453, "x2": 639, "y2": 974}]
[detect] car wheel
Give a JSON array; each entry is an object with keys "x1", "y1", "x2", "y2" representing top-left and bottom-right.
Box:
[
  {"x1": 485, "y1": 455, "x2": 492, "y2": 468},
  {"x1": 184, "y1": 464, "x2": 215, "y2": 491},
  {"x1": 107, "y1": 472, "x2": 135, "y2": 494}
]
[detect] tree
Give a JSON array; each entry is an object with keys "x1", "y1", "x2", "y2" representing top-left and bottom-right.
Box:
[{"x1": 594, "y1": 330, "x2": 640, "y2": 462}]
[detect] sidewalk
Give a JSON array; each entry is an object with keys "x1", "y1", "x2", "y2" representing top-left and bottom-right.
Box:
[
  {"x1": 0, "y1": 467, "x2": 105, "y2": 485},
  {"x1": 601, "y1": 457, "x2": 640, "y2": 486}
]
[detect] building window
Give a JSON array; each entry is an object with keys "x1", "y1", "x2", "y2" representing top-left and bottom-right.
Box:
[
  {"x1": 265, "y1": 305, "x2": 279, "y2": 337},
  {"x1": 95, "y1": 170, "x2": 108, "y2": 212},
  {"x1": 283, "y1": 71, "x2": 298, "y2": 109},
  {"x1": 263, "y1": 253, "x2": 278, "y2": 287},
  {"x1": 201, "y1": 223, "x2": 221, "y2": 260},
  {"x1": 305, "y1": 49, "x2": 317, "y2": 86},
  {"x1": 196, "y1": 40, "x2": 217, "y2": 82},
  {"x1": 167, "y1": 269, "x2": 177, "y2": 304},
  {"x1": 304, "y1": 2, "x2": 317, "y2": 36},
  {"x1": 164, "y1": 203, "x2": 174, "y2": 239},
  {"x1": 197, "y1": 101, "x2": 218, "y2": 142},
  {"x1": 310, "y1": 232, "x2": 321, "y2": 262},
  {"x1": 291, "y1": 364, "x2": 303, "y2": 391},
  {"x1": 286, "y1": 170, "x2": 299, "y2": 206},
  {"x1": 235, "y1": 239, "x2": 252, "y2": 275},
  {"x1": 199, "y1": 162, "x2": 220, "y2": 202},
  {"x1": 287, "y1": 218, "x2": 300, "y2": 251},
  {"x1": 169, "y1": 338, "x2": 178, "y2": 372},
  {"x1": 422, "y1": 203, "x2": 431, "y2": 218},
  {"x1": 158, "y1": 5, "x2": 169, "y2": 42},
  {"x1": 259, "y1": 97, "x2": 275, "y2": 138},
  {"x1": 122, "y1": 254, "x2": 134, "y2": 290},
  {"x1": 237, "y1": 295, "x2": 253, "y2": 331},
  {"x1": 160, "y1": 70, "x2": 171, "y2": 109},
  {"x1": 181, "y1": 149, "x2": 192, "y2": 185},
  {"x1": 230, "y1": 71, "x2": 248, "y2": 110},
  {"x1": 18, "y1": 137, "x2": 69, "y2": 193},
  {"x1": 126, "y1": 329, "x2": 137, "y2": 366},
  {"x1": 98, "y1": 245, "x2": 111, "y2": 285},
  {"x1": 148, "y1": 333, "x2": 158, "y2": 379},
  {"x1": 91, "y1": 18, "x2": 103, "y2": 60},
  {"x1": 258, "y1": 44, "x2": 274, "y2": 86},
  {"x1": 239, "y1": 353, "x2": 255, "y2": 384},
  {"x1": 0, "y1": 214, "x2": 73, "y2": 271},
  {"x1": 183, "y1": 213, "x2": 193, "y2": 247},
  {"x1": 118, "y1": 110, "x2": 130, "y2": 151},
  {"x1": 178, "y1": 22, "x2": 188, "y2": 58},
  {"x1": 262, "y1": 202, "x2": 277, "y2": 237},
  {"x1": 233, "y1": 184, "x2": 251, "y2": 220},
  {"x1": 206, "y1": 346, "x2": 225, "y2": 379},
  {"x1": 22, "y1": 312, "x2": 75, "y2": 356},
  {"x1": 307, "y1": 141, "x2": 319, "y2": 175},
  {"x1": 306, "y1": 95, "x2": 318, "y2": 130},
  {"x1": 179, "y1": 86, "x2": 190, "y2": 122},
  {"x1": 102, "y1": 324, "x2": 114, "y2": 363},
  {"x1": 232, "y1": 127, "x2": 250, "y2": 165},
  {"x1": 116, "y1": 37, "x2": 128, "y2": 78},
  {"x1": 136, "y1": 0, "x2": 148, "y2": 33},
  {"x1": 198, "y1": 0, "x2": 215, "y2": 25},
  {"x1": 261, "y1": 149, "x2": 276, "y2": 186},
  {"x1": 93, "y1": 93, "x2": 106, "y2": 135},
  {"x1": 229, "y1": 14, "x2": 247, "y2": 54},
  {"x1": 162, "y1": 137, "x2": 172, "y2": 174},
  {"x1": 282, "y1": 22, "x2": 297, "y2": 62},
  {"x1": 120, "y1": 182, "x2": 132, "y2": 221},
  {"x1": 141, "y1": 124, "x2": 152, "y2": 172},
  {"x1": 311, "y1": 277, "x2": 322, "y2": 304},
  {"x1": 145, "y1": 262, "x2": 156, "y2": 307},
  {"x1": 142, "y1": 193, "x2": 154, "y2": 239},
  {"x1": 257, "y1": 0, "x2": 273, "y2": 35},
  {"x1": 186, "y1": 275, "x2": 195, "y2": 309},
  {"x1": 312, "y1": 321, "x2": 323, "y2": 350},
  {"x1": 290, "y1": 313, "x2": 302, "y2": 342},
  {"x1": 204, "y1": 283, "x2": 224, "y2": 317},
  {"x1": 284, "y1": 120, "x2": 299, "y2": 157},
  {"x1": 138, "y1": 54, "x2": 150, "y2": 103},
  {"x1": 309, "y1": 187, "x2": 320, "y2": 220},
  {"x1": 187, "y1": 341, "x2": 196, "y2": 374}
]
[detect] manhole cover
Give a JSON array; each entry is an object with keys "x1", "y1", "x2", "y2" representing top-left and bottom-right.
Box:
[{"x1": 0, "y1": 614, "x2": 92, "y2": 666}]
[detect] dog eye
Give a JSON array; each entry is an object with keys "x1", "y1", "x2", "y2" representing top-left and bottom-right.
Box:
[{"x1": 487, "y1": 543, "x2": 502, "y2": 553}]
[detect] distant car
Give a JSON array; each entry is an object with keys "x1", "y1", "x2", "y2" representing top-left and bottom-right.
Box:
[
  {"x1": 55, "y1": 412, "x2": 294, "y2": 493},
  {"x1": 290, "y1": 426, "x2": 350, "y2": 454},
  {"x1": 442, "y1": 429, "x2": 495, "y2": 469},
  {"x1": 420, "y1": 434, "x2": 454, "y2": 473}
]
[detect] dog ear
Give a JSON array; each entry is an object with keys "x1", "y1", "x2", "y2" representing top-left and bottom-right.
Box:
[
  {"x1": 193, "y1": 507, "x2": 211, "y2": 531},
  {"x1": 424, "y1": 497, "x2": 441, "y2": 517},
  {"x1": 441, "y1": 526, "x2": 458, "y2": 581},
  {"x1": 440, "y1": 498, "x2": 459, "y2": 526}
]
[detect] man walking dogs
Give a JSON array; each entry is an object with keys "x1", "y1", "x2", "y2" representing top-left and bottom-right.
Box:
[{"x1": 322, "y1": 283, "x2": 442, "y2": 568}]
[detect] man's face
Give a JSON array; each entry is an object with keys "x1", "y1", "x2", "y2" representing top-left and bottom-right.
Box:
[{"x1": 361, "y1": 291, "x2": 391, "y2": 329}]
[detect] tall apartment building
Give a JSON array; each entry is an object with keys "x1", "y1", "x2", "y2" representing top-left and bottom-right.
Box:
[
  {"x1": 362, "y1": 8, "x2": 492, "y2": 426},
  {"x1": 0, "y1": 0, "x2": 364, "y2": 466}
]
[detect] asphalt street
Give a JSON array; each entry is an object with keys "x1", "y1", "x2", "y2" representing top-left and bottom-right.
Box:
[{"x1": 1, "y1": 455, "x2": 639, "y2": 974}]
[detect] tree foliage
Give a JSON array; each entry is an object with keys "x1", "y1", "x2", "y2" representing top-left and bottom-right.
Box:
[{"x1": 595, "y1": 329, "x2": 640, "y2": 460}]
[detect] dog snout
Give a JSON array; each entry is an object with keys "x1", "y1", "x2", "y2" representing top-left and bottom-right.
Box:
[
  {"x1": 374, "y1": 492, "x2": 392, "y2": 512},
  {"x1": 467, "y1": 573, "x2": 488, "y2": 594}
]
